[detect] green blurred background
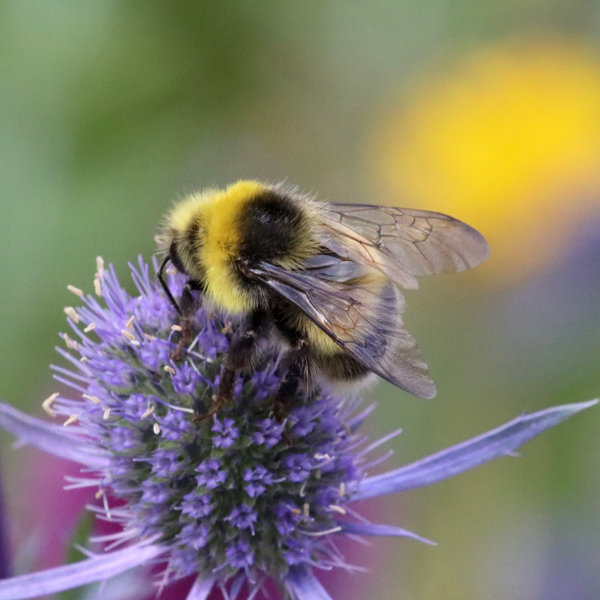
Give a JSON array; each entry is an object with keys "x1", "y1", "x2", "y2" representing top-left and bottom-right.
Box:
[{"x1": 1, "y1": 2, "x2": 599, "y2": 599}]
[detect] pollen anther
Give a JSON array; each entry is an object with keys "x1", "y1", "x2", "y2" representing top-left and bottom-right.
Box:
[
  {"x1": 121, "y1": 329, "x2": 137, "y2": 342},
  {"x1": 63, "y1": 306, "x2": 79, "y2": 322},
  {"x1": 67, "y1": 285, "x2": 84, "y2": 297},
  {"x1": 63, "y1": 414, "x2": 78, "y2": 426},
  {"x1": 82, "y1": 394, "x2": 101, "y2": 404},
  {"x1": 42, "y1": 393, "x2": 59, "y2": 417}
]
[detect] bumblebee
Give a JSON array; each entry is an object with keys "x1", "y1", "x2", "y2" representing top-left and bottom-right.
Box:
[{"x1": 157, "y1": 180, "x2": 489, "y2": 409}]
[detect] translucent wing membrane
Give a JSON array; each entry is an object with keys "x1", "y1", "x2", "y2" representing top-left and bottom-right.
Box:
[
  {"x1": 322, "y1": 204, "x2": 490, "y2": 289},
  {"x1": 247, "y1": 201, "x2": 488, "y2": 398},
  {"x1": 250, "y1": 256, "x2": 436, "y2": 398}
]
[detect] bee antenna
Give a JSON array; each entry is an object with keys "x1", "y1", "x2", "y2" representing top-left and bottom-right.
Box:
[{"x1": 158, "y1": 255, "x2": 182, "y2": 316}]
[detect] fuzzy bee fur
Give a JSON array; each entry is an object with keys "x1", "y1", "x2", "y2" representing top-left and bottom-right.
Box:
[{"x1": 157, "y1": 180, "x2": 489, "y2": 409}]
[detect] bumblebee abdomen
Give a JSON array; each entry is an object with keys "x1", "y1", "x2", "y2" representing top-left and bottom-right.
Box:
[
  {"x1": 299, "y1": 314, "x2": 371, "y2": 382},
  {"x1": 315, "y1": 351, "x2": 371, "y2": 383}
]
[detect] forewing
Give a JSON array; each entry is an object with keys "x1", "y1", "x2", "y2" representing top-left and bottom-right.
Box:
[
  {"x1": 321, "y1": 204, "x2": 490, "y2": 289},
  {"x1": 249, "y1": 256, "x2": 436, "y2": 398}
]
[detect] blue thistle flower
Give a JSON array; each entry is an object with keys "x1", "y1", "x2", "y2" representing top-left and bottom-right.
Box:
[{"x1": 0, "y1": 257, "x2": 595, "y2": 600}]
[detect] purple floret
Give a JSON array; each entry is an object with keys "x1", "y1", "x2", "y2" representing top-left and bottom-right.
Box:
[{"x1": 0, "y1": 255, "x2": 593, "y2": 600}]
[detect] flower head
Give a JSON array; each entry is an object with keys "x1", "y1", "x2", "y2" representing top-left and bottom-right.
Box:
[{"x1": 0, "y1": 257, "x2": 595, "y2": 600}]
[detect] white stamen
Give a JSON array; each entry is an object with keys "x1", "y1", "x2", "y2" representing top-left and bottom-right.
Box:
[
  {"x1": 82, "y1": 393, "x2": 101, "y2": 404},
  {"x1": 339, "y1": 482, "x2": 346, "y2": 497},
  {"x1": 97, "y1": 486, "x2": 111, "y2": 520},
  {"x1": 141, "y1": 405, "x2": 155, "y2": 419},
  {"x1": 163, "y1": 365, "x2": 176, "y2": 375},
  {"x1": 170, "y1": 324, "x2": 182, "y2": 332},
  {"x1": 314, "y1": 452, "x2": 331, "y2": 461},
  {"x1": 79, "y1": 356, "x2": 88, "y2": 363},
  {"x1": 94, "y1": 277, "x2": 102, "y2": 297},
  {"x1": 125, "y1": 315, "x2": 135, "y2": 329},
  {"x1": 153, "y1": 423, "x2": 161, "y2": 435},
  {"x1": 121, "y1": 329, "x2": 136, "y2": 342},
  {"x1": 84, "y1": 323, "x2": 96, "y2": 333},
  {"x1": 67, "y1": 285, "x2": 84, "y2": 297},
  {"x1": 63, "y1": 334, "x2": 74, "y2": 349},
  {"x1": 300, "y1": 526, "x2": 342, "y2": 537},
  {"x1": 328, "y1": 504, "x2": 347, "y2": 515},
  {"x1": 299, "y1": 480, "x2": 308, "y2": 497},
  {"x1": 303, "y1": 503, "x2": 310, "y2": 518},
  {"x1": 96, "y1": 256, "x2": 105, "y2": 277},
  {"x1": 154, "y1": 400, "x2": 194, "y2": 414},
  {"x1": 63, "y1": 306, "x2": 79, "y2": 323},
  {"x1": 42, "y1": 393, "x2": 59, "y2": 417},
  {"x1": 144, "y1": 333, "x2": 156, "y2": 341},
  {"x1": 103, "y1": 408, "x2": 111, "y2": 420},
  {"x1": 186, "y1": 334, "x2": 202, "y2": 355},
  {"x1": 63, "y1": 414, "x2": 78, "y2": 426}
]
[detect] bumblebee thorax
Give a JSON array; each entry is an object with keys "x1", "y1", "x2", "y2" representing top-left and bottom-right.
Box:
[{"x1": 163, "y1": 180, "x2": 322, "y2": 315}]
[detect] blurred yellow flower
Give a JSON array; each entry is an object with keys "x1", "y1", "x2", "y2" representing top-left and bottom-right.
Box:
[{"x1": 369, "y1": 40, "x2": 600, "y2": 281}]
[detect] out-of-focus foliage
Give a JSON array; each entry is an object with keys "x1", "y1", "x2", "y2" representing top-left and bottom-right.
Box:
[{"x1": 0, "y1": 2, "x2": 598, "y2": 599}]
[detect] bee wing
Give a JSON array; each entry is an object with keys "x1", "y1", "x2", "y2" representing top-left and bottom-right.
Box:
[
  {"x1": 321, "y1": 204, "x2": 490, "y2": 289},
  {"x1": 249, "y1": 256, "x2": 436, "y2": 398}
]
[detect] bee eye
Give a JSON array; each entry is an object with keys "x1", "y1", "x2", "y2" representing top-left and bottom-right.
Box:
[{"x1": 169, "y1": 242, "x2": 186, "y2": 274}]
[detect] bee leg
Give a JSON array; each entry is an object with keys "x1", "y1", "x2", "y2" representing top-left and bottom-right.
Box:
[
  {"x1": 271, "y1": 337, "x2": 311, "y2": 423},
  {"x1": 170, "y1": 282, "x2": 198, "y2": 361},
  {"x1": 267, "y1": 340, "x2": 310, "y2": 446},
  {"x1": 194, "y1": 365, "x2": 235, "y2": 422},
  {"x1": 195, "y1": 311, "x2": 271, "y2": 420}
]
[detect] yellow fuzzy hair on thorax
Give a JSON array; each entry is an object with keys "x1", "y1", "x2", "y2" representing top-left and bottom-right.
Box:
[{"x1": 198, "y1": 180, "x2": 268, "y2": 314}]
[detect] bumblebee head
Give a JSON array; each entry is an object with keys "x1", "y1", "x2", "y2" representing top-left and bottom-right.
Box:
[
  {"x1": 159, "y1": 193, "x2": 211, "y2": 275},
  {"x1": 156, "y1": 191, "x2": 215, "y2": 315}
]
